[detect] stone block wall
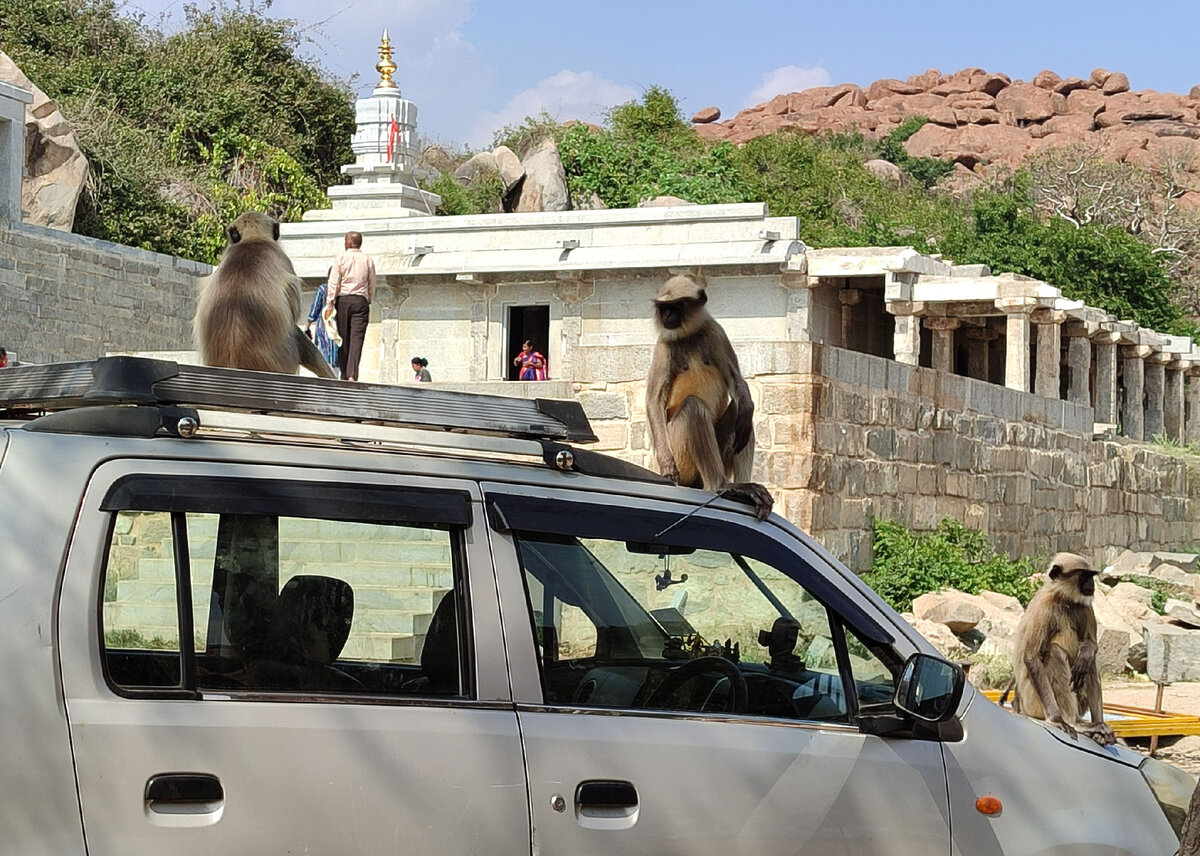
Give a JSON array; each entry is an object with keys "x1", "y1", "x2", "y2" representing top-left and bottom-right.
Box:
[
  {"x1": 572, "y1": 341, "x2": 1200, "y2": 574},
  {"x1": 0, "y1": 222, "x2": 208, "y2": 363}
]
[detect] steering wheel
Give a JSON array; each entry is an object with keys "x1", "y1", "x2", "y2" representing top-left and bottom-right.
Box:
[{"x1": 644, "y1": 656, "x2": 748, "y2": 714}]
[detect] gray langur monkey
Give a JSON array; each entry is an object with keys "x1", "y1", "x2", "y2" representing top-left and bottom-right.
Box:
[
  {"x1": 195, "y1": 211, "x2": 336, "y2": 378},
  {"x1": 646, "y1": 274, "x2": 773, "y2": 520},
  {"x1": 1008, "y1": 552, "x2": 1115, "y2": 746}
]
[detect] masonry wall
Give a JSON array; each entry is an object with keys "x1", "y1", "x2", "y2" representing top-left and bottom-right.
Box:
[
  {"x1": 573, "y1": 341, "x2": 1200, "y2": 574},
  {"x1": 0, "y1": 222, "x2": 208, "y2": 363}
]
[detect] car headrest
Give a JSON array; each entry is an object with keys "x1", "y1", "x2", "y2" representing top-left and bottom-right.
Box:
[
  {"x1": 270, "y1": 575, "x2": 354, "y2": 667},
  {"x1": 420, "y1": 591, "x2": 460, "y2": 692}
]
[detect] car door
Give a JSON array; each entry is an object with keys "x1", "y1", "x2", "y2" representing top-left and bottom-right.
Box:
[
  {"x1": 59, "y1": 459, "x2": 528, "y2": 856},
  {"x1": 484, "y1": 484, "x2": 952, "y2": 856}
]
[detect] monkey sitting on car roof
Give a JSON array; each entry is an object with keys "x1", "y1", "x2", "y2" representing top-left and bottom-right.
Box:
[{"x1": 195, "y1": 211, "x2": 336, "y2": 378}]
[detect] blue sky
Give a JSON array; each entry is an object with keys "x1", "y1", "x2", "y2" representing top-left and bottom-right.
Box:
[{"x1": 123, "y1": 0, "x2": 1200, "y2": 150}]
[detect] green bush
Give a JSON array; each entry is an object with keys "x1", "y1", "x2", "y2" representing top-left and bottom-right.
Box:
[
  {"x1": 863, "y1": 518, "x2": 1040, "y2": 612},
  {"x1": 0, "y1": 0, "x2": 354, "y2": 263}
]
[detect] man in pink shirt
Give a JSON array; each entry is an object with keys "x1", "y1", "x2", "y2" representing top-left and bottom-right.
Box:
[{"x1": 326, "y1": 231, "x2": 377, "y2": 381}]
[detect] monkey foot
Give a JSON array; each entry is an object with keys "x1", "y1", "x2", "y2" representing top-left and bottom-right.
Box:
[
  {"x1": 1081, "y1": 723, "x2": 1117, "y2": 747},
  {"x1": 720, "y1": 482, "x2": 774, "y2": 521}
]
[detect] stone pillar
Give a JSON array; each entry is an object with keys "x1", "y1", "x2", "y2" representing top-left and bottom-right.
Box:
[
  {"x1": 1187, "y1": 370, "x2": 1200, "y2": 445},
  {"x1": 1093, "y1": 335, "x2": 1120, "y2": 425},
  {"x1": 839, "y1": 288, "x2": 861, "y2": 349},
  {"x1": 466, "y1": 280, "x2": 498, "y2": 382},
  {"x1": 1066, "y1": 334, "x2": 1092, "y2": 408},
  {"x1": 965, "y1": 326, "x2": 997, "y2": 381},
  {"x1": 782, "y1": 273, "x2": 816, "y2": 341},
  {"x1": 1165, "y1": 366, "x2": 1185, "y2": 442},
  {"x1": 1031, "y1": 309, "x2": 1063, "y2": 399},
  {"x1": 1003, "y1": 310, "x2": 1032, "y2": 393},
  {"x1": 554, "y1": 275, "x2": 595, "y2": 383},
  {"x1": 0, "y1": 82, "x2": 32, "y2": 222},
  {"x1": 924, "y1": 317, "x2": 960, "y2": 374},
  {"x1": 375, "y1": 277, "x2": 409, "y2": 384},
  {"x1": 888, "y1": 302, "x2": 922, "y2": 366},
  {"x1": 1144, "y1": 354, "x2": 1168, "y2": 440},
  {"x1": 1121, "y1": 345, "x2": 1149, "y2": 440}
]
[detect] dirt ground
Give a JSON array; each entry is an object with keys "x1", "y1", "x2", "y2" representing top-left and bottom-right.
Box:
[{"x1": 1103, "y1": 678, "x2": 1200, "y2": 774}]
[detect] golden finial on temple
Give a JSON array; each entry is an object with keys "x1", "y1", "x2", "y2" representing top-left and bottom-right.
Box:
[{"x1": 375, "y1": 29, "x2": 397, "y2": 89}]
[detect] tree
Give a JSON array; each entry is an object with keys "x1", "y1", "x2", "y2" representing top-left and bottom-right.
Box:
[{"x1": 0, "y1": 0, "x2": 354, "y2": 263}]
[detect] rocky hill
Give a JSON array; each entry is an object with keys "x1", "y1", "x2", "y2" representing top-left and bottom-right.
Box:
[{"x1": 693, "y1": 67, "x2": 1200, "y2": 205}]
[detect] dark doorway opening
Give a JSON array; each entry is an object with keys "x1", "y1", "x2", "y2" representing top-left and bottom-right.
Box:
[{"x1": 507, "y1": 305, "x2": 550, "y2": 380}]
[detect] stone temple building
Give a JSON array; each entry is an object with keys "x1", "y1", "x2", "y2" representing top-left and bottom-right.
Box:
[
  {"x1": 280, "y1": 39, "x2": 1200, "y2": 449},
  {"x1": 271, "y1": 38, "x2": 1200, "y2": 569},
  {"x1": 2, "y1": 39, "x2": 1199, "y2": 570}
]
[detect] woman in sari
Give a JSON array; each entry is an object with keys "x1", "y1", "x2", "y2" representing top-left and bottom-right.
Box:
[
  {"x1": 513, "y1": 339, "x2": 548, "y2": 380},
  {"x1": 305, "y1": 278, "x2": 340, "y2": 377}
]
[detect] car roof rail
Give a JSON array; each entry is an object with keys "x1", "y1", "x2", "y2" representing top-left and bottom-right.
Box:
[{"x1": 0, "y1": 356, "x2": 599, "y2": 443}]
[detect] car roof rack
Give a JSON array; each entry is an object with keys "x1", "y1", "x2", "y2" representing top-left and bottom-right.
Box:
[{"x1": 0, "y1": 356, "x2": 599, "y2": 443}]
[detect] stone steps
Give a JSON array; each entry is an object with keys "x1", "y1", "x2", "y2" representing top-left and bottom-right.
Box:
[{"x1": 108, "y1": 527, "x2": 454, "y2": 664}]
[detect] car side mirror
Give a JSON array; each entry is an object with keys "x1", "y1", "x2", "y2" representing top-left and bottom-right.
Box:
[{"x1": 893, "y1": 653, "x2": 965, "y2": 723}]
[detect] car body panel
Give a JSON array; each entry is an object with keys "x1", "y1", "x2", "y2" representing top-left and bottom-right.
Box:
[
  {"x1": 57, "y1": 456, "x2": 529, "y2": 856},
  {"x1": 483, "y1": 481, "x2": 952, "y2": 856},
  {"x1": 0, "y1": 420, "x2": 1184, "y2": 855},
  {"x1": 944, "y1": 693, "x2": 1177, "y2": 856}
]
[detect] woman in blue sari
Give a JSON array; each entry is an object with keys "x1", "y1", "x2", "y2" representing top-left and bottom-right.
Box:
[{"x1": 305, "y1": 278, "x2": 340, "y2": 377}]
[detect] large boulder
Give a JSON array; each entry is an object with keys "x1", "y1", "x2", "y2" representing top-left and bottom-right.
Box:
[
  {"x1": 994, "y1": 82, "x2": 1055, "y2": 124},
  {"x1": 512, "y1": 137, "x2": 570, "y2": 213},
  {"x1": 637, "y1": 195, "x2": 697, "y2": 207},
  {"x1": 490, "y1": 145, "x2": 524, "y2": 193},
  {"x1": 912, "y1": 590, "x2": 985, "y2": 634},
  {"x1": 419, "y1": 144, "x2": 455, "y2": 176},
  {"x1": 903, "y1": 614, "x2": 964, "y2": 657},
  {"x1": 453, "y1": 151, "x2": 499, "y2": 186},
  {"x1": 863, "y1": 158, "x2": 903, "y2": 184},
  {"x1": 1165, "y1": 598, "x2": 1200, "y2": 628},
  {"x1": 1105, "y1": 581, "x2": 1162, "y2": 627},
  {"x1": 0, "y1": 50, "x2": 87, "y2": 230},
  {"x1": 1144, "y1": 624, "x2": 1200, "y2": 683}
]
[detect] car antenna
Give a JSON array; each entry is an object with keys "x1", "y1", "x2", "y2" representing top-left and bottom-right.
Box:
[{"x1": 650, "y1": 493, "x2": 722, "y2": 542}]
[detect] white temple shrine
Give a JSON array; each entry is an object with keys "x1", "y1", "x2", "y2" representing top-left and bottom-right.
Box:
[{"x1": 300, "y1": 31, "x2": 440, "y2": 222}]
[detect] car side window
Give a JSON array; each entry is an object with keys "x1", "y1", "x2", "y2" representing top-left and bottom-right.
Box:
[
  {"x1": 514, "y1": 531, "x2": 867, "y2": 723},
  {"x1": 101, "y1": 479, "x2": 472, "y2": 700}
]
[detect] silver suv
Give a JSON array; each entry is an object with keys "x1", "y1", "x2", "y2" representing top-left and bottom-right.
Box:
[{"x1": 0, "y1": 357, "x2": 1191, "y2": 855}]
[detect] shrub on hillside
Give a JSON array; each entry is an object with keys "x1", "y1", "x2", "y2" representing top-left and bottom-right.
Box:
[
  {"x1": 0, "y1": 0, "x2": 354, "y2": 263},
  {"x1": 863, "y1": 518, "x2": 1040, "y2": 613}
]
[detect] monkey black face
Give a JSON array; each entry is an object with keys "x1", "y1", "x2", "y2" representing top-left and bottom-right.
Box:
[
  {"x1": 655, "y1": 290, "x2": 705, "y2": 330},
  {"x1": 1049, "y1": 561, "x2": 1098, "y2": 596},
  {"x1": 228, "y1": 225, "x2": 242, "y2": 244}
]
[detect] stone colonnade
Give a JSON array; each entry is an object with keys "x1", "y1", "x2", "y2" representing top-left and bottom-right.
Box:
[{"x1": 874, "y1": 273, "x2": 1200, "y2": 444}]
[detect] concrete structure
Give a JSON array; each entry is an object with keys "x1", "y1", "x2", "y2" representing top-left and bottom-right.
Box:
[
  {"x1": 3, "y1": 60, "x2": 1199, "y2": 571},
  {"x1": 0, "y1": 81, "x2": 31, "y2": 222},
  {"x1": 302, "y1": 31, "x2": 440, "y2": 223},
  {"x1": 0, "y1": 80, "x2": 207, "y2": 364}
]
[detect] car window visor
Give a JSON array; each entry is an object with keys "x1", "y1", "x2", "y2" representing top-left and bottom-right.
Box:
[
  {"x1": 486, "y1": 493, "x2": 893, "y2": 645},
  {"x1": 102, "y1": 475, "x2": 472, "y2": 527}
]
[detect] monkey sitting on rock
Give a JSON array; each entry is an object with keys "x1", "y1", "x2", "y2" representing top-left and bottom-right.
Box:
[
  {"x1": 1006, "y1": 552, "x2": 1116, "y2": 746},
  {"x1": 646, "y1": 274, "x2": 773, "y2": 520},
  {"x1": 195, "y1": 211, "x2": 336, "y2": 378}
]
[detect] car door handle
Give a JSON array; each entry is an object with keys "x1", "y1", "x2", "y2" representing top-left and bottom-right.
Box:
[
  {"x1": 144, "y1": 773, "x2": 224, "y2": 806},
  {"x1": 575, "y1": 780, "x2": 638, "y2": 816}
]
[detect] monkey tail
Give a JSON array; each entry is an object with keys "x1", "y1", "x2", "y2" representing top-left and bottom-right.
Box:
[
  {"x1": 668, "y1": 396, "x2": 725, "y2": 491},
  {"x1": 294, "y1": 328, "x2": 337, "y2": 378}
]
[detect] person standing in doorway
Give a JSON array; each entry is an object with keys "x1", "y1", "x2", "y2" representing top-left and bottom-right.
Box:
[
  {"x1": 326, "y1": 231, "x2": 376, "y2": 381},
  {"x1": 513, "y1": 339, "x2": 548, "y2": 380}
]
